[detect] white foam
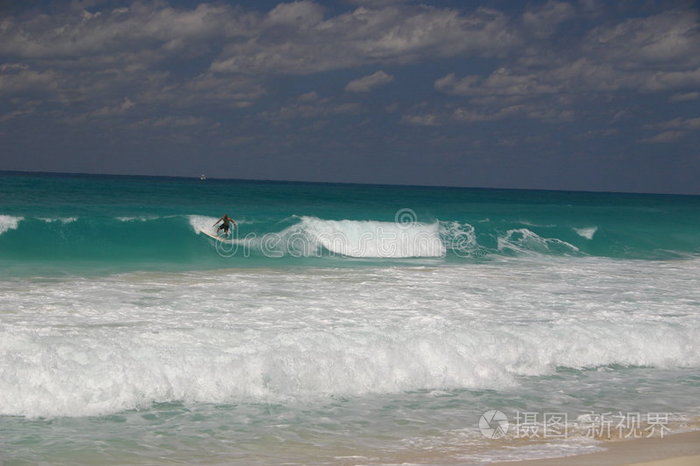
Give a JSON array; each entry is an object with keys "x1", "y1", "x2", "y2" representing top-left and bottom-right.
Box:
[
  {"x1": 439, "y1": 221, "x2": 481, "y2": 256},
  {"x1": 116, "y1": 215, "x2": 161, "y2": 222},
  {"x1": 0, "y1": 215, "x2": 22, "y2": 234},
  {"x1": 498, "y1": 228, "x2": 580, "y2": 255},
  {"x1": 1, "y1": 258, "x2": 699, "y2": 418},
  {"x1": 209, "y1": 216, "x2": 447, "y2": 258},
  {"x1": 1, "y1": 308, "x2": 697, "y2": 418},
  {"x1": 191, "y1": 216, "x2": 585, "y2": 258},
  {"x1": 298, "y1": 216, "x2": 445, "y2": 258},
  {"x1": 38, "y1": 217, "x2": 78, "y2": 224},
  {"x1": 574, "y1": 226, "x2": 598, "y2": 240},
  {"x1": 188, "y1": 214, "x2": 219, "y2": 235}
]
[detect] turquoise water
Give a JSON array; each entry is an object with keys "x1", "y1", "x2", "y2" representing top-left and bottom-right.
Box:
[
  {"x1": 2, "y1": 172, "x2": 700, "y2": 276},
  {"x1": 1, "y1": 172, "x2": 699, "y2": 464}
]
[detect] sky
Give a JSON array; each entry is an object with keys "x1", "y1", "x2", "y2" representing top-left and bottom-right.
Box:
[{"x1": 0, "y1": 0, "x2": 699, "y2": 194}]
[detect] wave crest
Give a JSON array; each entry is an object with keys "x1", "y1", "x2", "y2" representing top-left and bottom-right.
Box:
[
  {"x1": 2, "y1": 320, "x2": 698, "y2": 418},
  {"x1": 298, "y1": 217, "x2": 445, "y2": 258},
  {"x1": 0, "y1": 215, "x2": 23, "y2": 234},
  {"x1": 498, "y1": 228, "x2": 581, "y2": 256}
]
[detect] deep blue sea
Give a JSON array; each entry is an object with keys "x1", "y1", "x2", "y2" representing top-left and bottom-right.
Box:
[{"x1": 1, "y1": 172, "x2": 699, "y2": 464}]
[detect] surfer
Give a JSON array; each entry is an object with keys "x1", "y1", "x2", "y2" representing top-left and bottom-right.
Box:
[{"x1": 214, "y1": 214, "x2": 237, "y2": 236}]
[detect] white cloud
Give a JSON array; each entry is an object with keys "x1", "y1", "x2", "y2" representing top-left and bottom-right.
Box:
[
  {"x1": 640, "y1": 131, "x2": 685, "y2": 143},
  {"x1": 297, "y1": 91, "x2": 320, "y2": 102},
  {"x1": 453, "y1": 104, "x2": 525, "y2": 122},
  {"x1": 641, "y1": 116, "x2": 700, "y2": 143},
  {"x1": 150, "y1": 116, "x2": 209, "y2": 128},
  {"x1": 346, "y1": 0, "x2": 408, "y2": 6},
  {"x1": 641, "y1": 68, "x2": 700, "y2": 92},
  {"x1": 0, "y1": 3, "x2": 262, "y2": 113},
  {"x1": 401, "y1": 97, "x2": 573, "y2": 125},
  {"x1": 210, "y1": 4, "x2": 518, "y2": 75},
  {"x1": 653, "y1": 117, "x2": 700, "y2": 131},
  {"x1": 92, "y1": 97, "x2": 135, "y2": 116},
  {"x1": 268, "y1": 93, "x2": 361, "y2": 120},
  {"x1": 401, "y1": 113, "x2": 441, "y2": 126},
  {"x1": 266, "y1": 1, "x2": 325, "y2": 28},
  {"x1": 435, "y1": 69, "x2": 561, "y2": 97},
  {"x1": 0, "y1": 3, "x2": 251, "y2": 58},
  {"x1": 0, "y1": 64, "x2": 57, "y2": 93},
  {"x1": 522, "y1": 1, "x2": 575, "y2": 38},
  {"x1": 437, "y1": 59, "x2": 700, "y2": 99},
  {"x1": 433, "y1": 4, "x2": 700, "y2": 131},
  {"x1": 575, "y1": 128, "x2": 619, "y2": 141},
  {"x1": 669, "y1": 91, "x2": 700, "y2": 102},
  {"x1": 584, "y1": 9, "x2": 700, "y2": 67},
  {"x1": 1, "y1": 0, "x2": 698, "y2": 140},
  {"x1": 146, "y1": 73, "x2": 266, "y2": 109},
  {"x1": 0, "y1": 1, "x2": 521, "y2": 115},
  {"x1": 345, "y1": 70, "x2": 394, "y2": 92},
  {"x1": 0, "y1": 99, "x2": 40, "y2": 122}
]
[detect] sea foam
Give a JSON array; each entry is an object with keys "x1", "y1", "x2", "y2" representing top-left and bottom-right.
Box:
[
  {"x1": 1, "y1": 259, "x2": 699, "y2": 418},
  {"x1": 1, "y1": 315, "x2": 697, "y2": 418},
  {"x1": 38, "y1": 217, "x2": 78, "y2": 224},
  {"x1": 191, "y1": 215, "x2": 447, "y2": 258},
  {"x1": 574, "y1": 226, "x2": 598, "y2": 240},
  {"x1": 0, "y1": 215, "x2": 22, "y2": 234},
  {"x1": 498, "y1": 228, "x2": 580, "y2": 255},
  {"x1": 295, "y1": 216, "x2": 445, "y2": 258},
  {"x1": 188, "y1": 214, "x2": 219, "y2": 234}
]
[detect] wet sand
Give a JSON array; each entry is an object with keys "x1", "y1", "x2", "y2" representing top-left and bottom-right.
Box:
[{"x1": 490, "y1": 430, "x2": 700, "y2": 466}]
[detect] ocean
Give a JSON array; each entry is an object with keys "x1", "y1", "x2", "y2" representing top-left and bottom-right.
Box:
[{"x1": 1, "y1": 172, "x2": 699, "y2": 464}]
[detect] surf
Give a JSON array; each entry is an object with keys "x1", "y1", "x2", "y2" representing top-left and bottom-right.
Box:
[
  {"x1": 3, "y1": 172, "x2": 700, "y2": 276},
  {"x1": 0, "y1": 215, "x2": 22, "y2": 234},
  {"x1": 202, "y1": 216, "x2": 448, "y2": 258},
  {"x1": 2, "y1": 211, "x2": 700, "y2": 277},
  {"x1": 2, "y1": 260, "x2": 699, "y2": 418}
]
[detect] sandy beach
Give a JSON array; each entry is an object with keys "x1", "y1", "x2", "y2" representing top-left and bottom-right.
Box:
[{"x1": 491, "y1": 430, "x2": 700, "y2": 466}]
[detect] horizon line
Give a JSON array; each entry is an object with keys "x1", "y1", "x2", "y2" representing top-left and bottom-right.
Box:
[{"x1": 1, "y1": 168, "x2": 697, "y2": 198}]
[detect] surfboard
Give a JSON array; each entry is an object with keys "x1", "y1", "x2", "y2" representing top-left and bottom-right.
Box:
[{"x1": 198, "y1": 229, "x2": 232, "y2": 242}]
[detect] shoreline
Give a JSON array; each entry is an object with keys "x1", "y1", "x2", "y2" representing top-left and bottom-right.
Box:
[{"x1": 490, "y1": 430, "x2": 700, "y2": 466}]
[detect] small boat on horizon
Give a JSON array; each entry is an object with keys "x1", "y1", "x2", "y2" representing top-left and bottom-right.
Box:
[{"x1": 200, "y1": 174, "x2": 207, "y2": 181}]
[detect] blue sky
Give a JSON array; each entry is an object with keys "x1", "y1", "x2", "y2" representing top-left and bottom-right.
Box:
[{"x1": 1, "y1": 0, "x2": 699, "y2": 193}]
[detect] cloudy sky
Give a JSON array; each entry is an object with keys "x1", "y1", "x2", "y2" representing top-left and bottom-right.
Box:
[{"x1": 1, "y1": 0, "x2": 699, "y2": 193}]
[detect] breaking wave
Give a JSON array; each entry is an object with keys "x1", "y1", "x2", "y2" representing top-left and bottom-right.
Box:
[
  {"x1": 1, "y1": 299, "x2": 698, "y2": 417},
  {"x1": 0, "y1": 211, "x2": 698, "y2": 272},
  {"x1": 0, "y1": 215, "x2": 23, "y2": 234}
]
